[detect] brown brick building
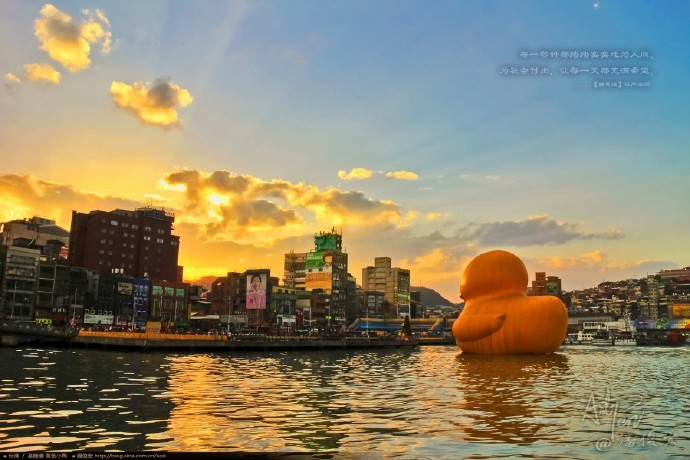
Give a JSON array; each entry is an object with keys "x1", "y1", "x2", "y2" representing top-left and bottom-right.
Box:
[{"x1": 68, "y1": 207, "x2": 182, "y2": 282}]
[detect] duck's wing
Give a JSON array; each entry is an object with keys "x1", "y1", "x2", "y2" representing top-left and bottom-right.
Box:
[{"x1": 454, "y1": 313, "x2": 507, "y2": 342}]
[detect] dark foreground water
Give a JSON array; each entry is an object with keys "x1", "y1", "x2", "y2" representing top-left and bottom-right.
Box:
[{"x1": 0, "y1": 344, "x2": 688, "y2": 458}]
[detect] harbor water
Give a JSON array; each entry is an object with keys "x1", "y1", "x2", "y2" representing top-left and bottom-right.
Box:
[{"x1": 0, "y1": 344, "x2": 688, "y2": 458}]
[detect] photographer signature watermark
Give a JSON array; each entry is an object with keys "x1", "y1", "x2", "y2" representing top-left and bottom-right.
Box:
[{"x1": 582, "y1": 389, "x2": 677, "y2": 451}]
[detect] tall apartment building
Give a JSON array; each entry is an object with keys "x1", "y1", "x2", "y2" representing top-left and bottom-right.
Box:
[
  {"x1": 0, "y1": 245, "x2": 41, "y2": 320},
  {"x1": 68, "y1": 207, "x2": 182, "y2": 282},
  {"x1": 531, "y1": 272, "x2": 562, "y2": 297},
  {"x1": 361, "y1": 257, "x2": 410, "y2": 318},
  {"x1": 283, "y1": 251, "x2": 307, "y2": 289},
  {"x1": 304, "y1": 229, "x2": 349, "y2": 329}
]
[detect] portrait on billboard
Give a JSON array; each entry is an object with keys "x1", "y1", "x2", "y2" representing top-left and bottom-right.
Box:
[{"x1": 246, "y1": 273, "x2": 266, "y2": 310}]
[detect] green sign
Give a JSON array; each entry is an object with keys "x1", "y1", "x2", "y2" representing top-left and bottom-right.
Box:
[
  {"x1": 306, "y1": 251, "x2": 324, "y2": 268},
  {"x1": 315, "y1": 234, "x2": 339, "y2": 252}
]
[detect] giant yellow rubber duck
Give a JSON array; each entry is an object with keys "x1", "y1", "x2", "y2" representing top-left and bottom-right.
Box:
[{"x1": 452, "y1": 250, "x2": 567, "y2": 354}]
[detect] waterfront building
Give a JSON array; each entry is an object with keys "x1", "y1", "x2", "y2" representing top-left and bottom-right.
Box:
[
  {"x1": 148, "y1": 278, "x2": 189, "y2": 330},
  {"x1": 0, "y1": 216, "x2": 70, "y2": 260},
  {"x1": 283, "y1": 251, "x2": 307, "y2": 289},
  {"x1": 210, "y1": 272, "x2": 246, "y2": 330},
  {"x1": 0, "y1": 245, "x2": 41, "y2": 320},
  {"x1": 359, "y1": 290, "x2": 386, "y2": 319},
  {"x1": 361, "y1": 257, "x2": 411, "y2": 318},
  {"x1": 35, "y1": 258, "x2": 90, "y2": 326},
  {"x1": 302, "y1": 229, "x2": 349, "y2": 331},
  {"x1": 68, "y1": 207, "x2": 182, "y2": 283}
]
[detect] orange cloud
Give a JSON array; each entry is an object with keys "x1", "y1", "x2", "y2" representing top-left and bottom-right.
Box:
[
  {"x1": 337, "y1": 168, "x2": 374, "y2": 180},
  {"x1": 24, "y1": 63, "x2": 61, "y2": 84},
  {"x1": 34, "y1": 4, "x2": 111, "y2": 73},
  {"x1": 110, "y1": 78, "x2": 194, "y2": 128},
  {"x1": 160, "y1": 169, "x2": 415, "y2": 239},
  {"x1": 0, "y1": 174, "x2": 139, "y2": 229},
  {"x1": 385, "y1": 171, "x2": 419, "y2": 180},
  {"x1": 338, "y1": 168, "x2": 420, "y2": 181}
]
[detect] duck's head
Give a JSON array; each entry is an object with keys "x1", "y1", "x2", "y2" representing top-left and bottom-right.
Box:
[{"x1": 460, "y1": 250, "x2": 528, "y2": 300}]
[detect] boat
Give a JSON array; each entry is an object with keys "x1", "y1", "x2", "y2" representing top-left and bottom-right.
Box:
[
  {"x1": 69, "y1": 330, "x2": 419, "y2": 351},
  {"x1": 612, "y1": 330, "x2": 637, "y2": 346},
  {"x1": 564, "y1": 331, "x2": 594, "y2": 345},
  {"x1": 591, "y1": 330, "x2": 614, "y2": 346},
  {"x1": 635, "y1": 329, "x2": 686, "y2": 347}
]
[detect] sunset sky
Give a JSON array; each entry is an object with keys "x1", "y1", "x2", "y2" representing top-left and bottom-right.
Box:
[{"x1": 2, "y1": 1, "x2": 689, "y2": 302}]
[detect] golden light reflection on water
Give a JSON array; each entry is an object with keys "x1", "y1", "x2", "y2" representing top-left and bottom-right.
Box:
[
  {"x1": 453, "y1": 353, "x2": 570, "y2": 445},
  {"x1": 1, "y1": 346, "x2": 689, "y2": 457}
]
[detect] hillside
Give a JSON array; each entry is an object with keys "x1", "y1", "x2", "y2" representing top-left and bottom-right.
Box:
[{"x1": 411, "y1": 286, "x2": 456, "y2": 307}]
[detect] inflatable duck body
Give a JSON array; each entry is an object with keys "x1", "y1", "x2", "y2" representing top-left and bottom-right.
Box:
[{"x1": 452, "y1": 250, "x2": 567, "y2": 354}]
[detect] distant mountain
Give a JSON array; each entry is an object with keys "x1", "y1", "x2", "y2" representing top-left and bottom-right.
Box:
[{"x1": 410, "y1": 286, "x2": 456, "y2": 307}]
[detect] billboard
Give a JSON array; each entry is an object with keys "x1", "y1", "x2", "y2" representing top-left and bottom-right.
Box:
[
  {"x1": 117, "y1": 282, "x2": 133, "y2": 295},
  {"x1": 306, "y1": 251, "x2": 324, "y2": 268},
  {"x1": 246, "y1": 273, "x2": 267, "y2": 310},
  {"x1": 671, "y1": 303, "x2": 690, "y2": 319}
]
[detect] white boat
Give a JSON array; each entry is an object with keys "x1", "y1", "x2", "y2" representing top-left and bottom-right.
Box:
[{"x1": 565, "y1": 331, "x2": 594, "y2": 344}]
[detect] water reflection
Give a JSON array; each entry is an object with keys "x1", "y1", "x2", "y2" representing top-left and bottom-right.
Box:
[
  {"x1": 1, "y1": 346, "x2": 689, "y2": 457},
  {"x1": 454, "y1": 353, "x2": 570, "y2": 446}
]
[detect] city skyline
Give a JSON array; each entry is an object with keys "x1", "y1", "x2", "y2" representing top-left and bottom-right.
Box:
[{"x1": 2, "y1": 1, "x2": 689, "y2": 302}]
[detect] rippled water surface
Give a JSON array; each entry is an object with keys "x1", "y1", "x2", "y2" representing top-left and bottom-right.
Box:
[{"x1": 0, "y1": 345, "x2": 688, "y2": 458}]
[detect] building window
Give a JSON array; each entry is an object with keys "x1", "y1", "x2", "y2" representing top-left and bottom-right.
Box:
[
  {"x1": 99, "y1": 249, "x2": 104, "y2": 254},
  {"x1": 144, "y1": 226, "x2": 151, "y2": 232},
  {"x1": 101, "y1": 229, "x2": 106, "y2": 234},
  {"x1": 156, "y1": 238, "x2": 164, "y2": 243},
  {"x1": 124, "y1": 233, "x2": 128, "y2": 237},
  {"x1": 132, "y1": 224, "x2": 138, "y2": 230},
  {"x1": 100, "y1": 239, "x2": 106, "y2": 244},
  {"x1": 144, "y1": 236, "x2": 151, "y2": 241},
  {"x1": 111, "y1": 220, "x2": 118, "y2": 226}
]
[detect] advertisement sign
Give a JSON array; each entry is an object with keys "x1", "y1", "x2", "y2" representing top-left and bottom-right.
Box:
[
  {"x1": 306, "y1": 251, "x2": 324, "y2": 268},
  {"x1": 84, "y1": 313, "x2": 115, "y2": 325},
  {"x1": 246, "y1": 273, "x2": 267, "y2": 310},
  {"x1": 117, "y1": 282, "x2": 133, "y2": 295},
  {"x1": 671, "y1": 303, "x2": 690, "y2": 319}
]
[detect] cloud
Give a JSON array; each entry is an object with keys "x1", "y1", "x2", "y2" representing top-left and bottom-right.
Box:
[
  {"x1": 34, "y1": 4, "x2": 111, "y2": 73},
  {"x1": 426, "y1": 213, "x2": 448, "y2": 221},
  {"x1": 385, "y1": 171, "x2": 419, "y2": 180},
  {"x1": 0, "y1": 174, "x2": 140, "y2": 229},
  {"x1": 338, "y1": 168, "x2": 374, "y2": 180},
  {"x1": 24, "y1": 63, "x2": 61, "y2": 84},
  {"x1": 5, "y1": 73, "x2": 22, "y2": 84},
  {"x1": 110, "y1": 78, "x2": 194, "y2": 128},
  {"x1": 160, "y1": 169, "x2": 415, "y2": 239},
  {"x1": 459, "y1": 215, "x2": 625, "y2": 247},
  {"x1": 338, "y1": 168, "x2": 419, "y2": 181}
]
